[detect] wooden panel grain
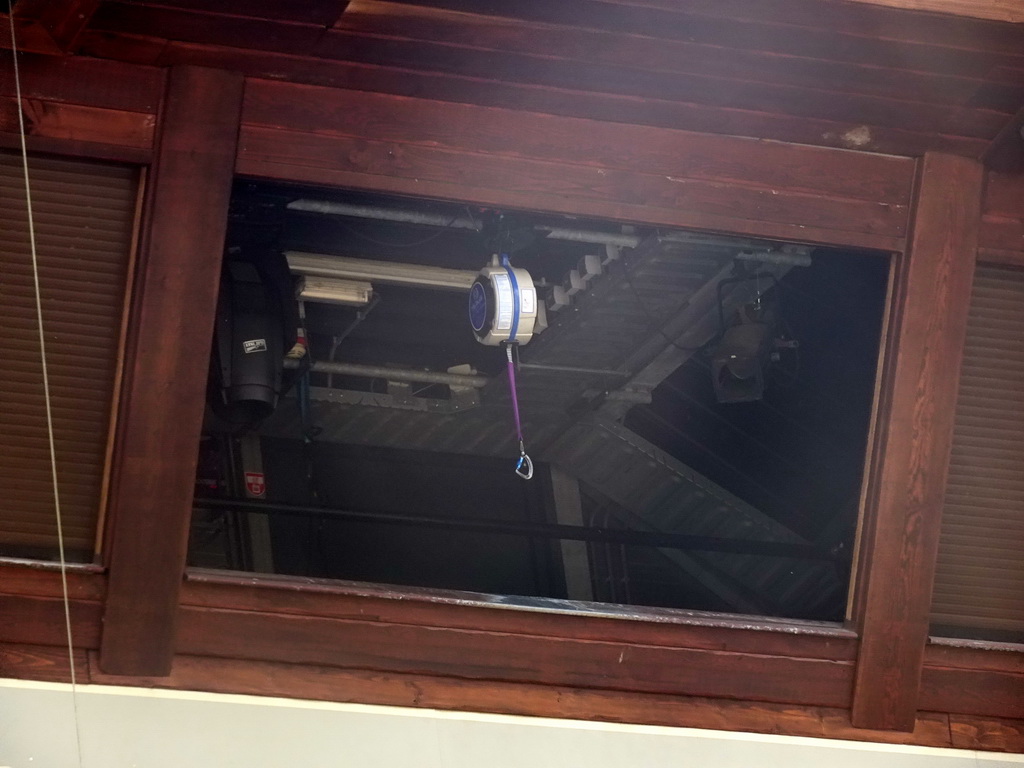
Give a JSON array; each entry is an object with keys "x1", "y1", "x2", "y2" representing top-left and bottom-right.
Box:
[
  {"x1": 0, "y1": 97, "x2": 155, "y2": 150},
  {"x1": 919, "y1": 665, "x2": 1024, "y2": 719},
  {"x1": 307, "y1": 33, "x2": 1009, "y2": 137},
  {"x1": 88, "y1": 3, "x2": 1016, "y2": 140},
  {"x1": 0, "y1": 560, "x2": 105, "y2": 601},
  {"x1": 182, "y1": 572, "x2": 858, "y2": 661},
  {"x1": 12, "y1": 0, "x2": 102, "y2": 52},
  {"x1": 372, "y1": 0, "x2": 1024, "y2": 76},
  {"x1": 242, "y1": 79, "x2": 916, "y2": 205},
  {"x1": 840, "y1": 0, "x2": 1024, "y2": 23},
  {"x1": 0, "y1": 53, "x2": 162, "y2": 113},
  {"x1": 980, "y1": 215, "x2": 1024, "y2": 253},
  {"x1": 984, "y1": 172, "x2": 1024, "y2": 219},
  {"x1": 0, "y1": 593, "x2": 102, "y2": 648},
  {"x1": 175, "y1": 604, "x2": 855, "y2": 707},
  {"x1": 98, "y1": 66, "x2": 243, "y2": 677},
  {"x1": 337, "y1": 0, "x2": 998, "y2": 108},
  {"x1": 237, "y1": 125, "x2": 907, "y2": 250},
  {"x1": 128, "y1": 0, "x2": 350, "y2": 25},
  {"x1": 87, "y1": 653, "x2": 958, "y2": 749},
  {"x1": 608, "y1": 0, "x2": 1024, "y2": 53},
  {"x1": 0, "y1": 642, "x2": 90, "y2": 683},
  {"x1": 950, "y1": 714, "x2": 1024, "y2": 752},
  {"x1": 851, "y1": 153, "x2": 985, "y2": 731},
  {"x1": 980, "y1": 172, "x2": 1024, "y2": 255},
  {"x1": 81, "y1": 35, "x2": 986, "y2": 158}
]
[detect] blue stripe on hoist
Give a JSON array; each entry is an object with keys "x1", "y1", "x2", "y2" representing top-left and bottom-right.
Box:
[{"x1": 502, "y1": 255, "x2": 520, "y2": 343}]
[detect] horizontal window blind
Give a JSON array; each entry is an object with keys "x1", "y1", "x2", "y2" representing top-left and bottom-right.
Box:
[
  {"x1": 932, "y1": 264, "x2": 1024, "y2": 639},
  {"x1": 0, "y1": 150, "x2": 137, "y2": 559}
]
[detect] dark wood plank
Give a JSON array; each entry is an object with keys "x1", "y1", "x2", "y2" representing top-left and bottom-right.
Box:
[
  {"x1": 0, "y1": 560, "x2": 105, "y2": 601},
  {"x1": 0, "y1": 11, "x2": 64, "y2": 54},
  {"x1": 984, "y1": 171, "x2": 1024, "y2": 218},
  {"x1": 0, "y1": 96, "x2": 155, "y2": 149},
  {"x1": 0, "y1": 52, "x2": 162, "y2": 113},
  {"x1": 130, "y1": 0, "x2": 350, "y2": 26},
  {"x1": 378, "y1": 0, "x2": 1024, "y2": 76},
  {"x1": 0, "y1": 642, "x2": 90, "y2": 683},
  {"x1": 91, "y1": 3, "x2": 327, "y2": 52},
  {"x1": 0, "y1": 594, "x2": 102, "y2": 647},
  {"x1": 337, "y1": 1, "x2": 1019, "y2": 111},
  {"x1": 980, "y1": 215, "x2": 1024, "y2": 253},
  {"x1": 98, "y1": 66, "x2": 243, "y2": 677},
  {"x1": 70, "y1": 31, "x2": 989, "y2": 158},
  {"x1": 176, "y1": 604, "x2": 855, "y2": 706},
  {"x1": 311, "y1": 34, "x2": 1010, "y2": 137},
  {"x1": 88, "y1": 652, "x2": 963, "y2": 748},
  {"x1": 243, "y1": 79, "x2": 915, "y2": 205},
  {"x1": 87, "y1": 3, "x2": 1013, "y2": 140},
  {"x1": 919, "y1": 666, "x2": 1024, "y2": 719},
  {"x1": 237, "y1": 125, "x2": 907, "y2": 250},
  {"x1": 950, "y1": 714, "x2": 1024, "y2": 752},
  {"x1": 182, "y1": 571, "x2": 858, "y2": 661},
  {"x1": 0, "y1": 130, "x2": 152, "y2": 163},
  {"x1": 605, "y1": 0, "x2": 1024, "y2": 55},
  {"x1": 13, "y1": 0, "x2": 101, "y2": 52},
  {"x1": 925, "y1": 640, "x2": 1024, "y2": 674},
  {"x1": 850, "y1": 153, "x2": 985, "y2": 731}
]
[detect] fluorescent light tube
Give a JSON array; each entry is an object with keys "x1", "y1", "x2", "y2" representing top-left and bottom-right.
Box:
[
  {"x1": 285, "y1": 251, "x2": 477, "y2": 292},
  {"x1": 295, "y1": 276, "x2": 373, "y2": 306}
]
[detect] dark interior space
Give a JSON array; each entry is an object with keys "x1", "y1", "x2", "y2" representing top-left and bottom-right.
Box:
[
  {"x1": 628, "y1": 250, "x2": 889, "y2": 545},
  {"x1": 191, "y1": 178, "x2": 889, "y2": 622}
]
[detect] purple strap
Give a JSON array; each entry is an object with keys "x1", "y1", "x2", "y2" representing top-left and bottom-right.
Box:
[{"x1": 506, "y1": 345, "x2": 533, "y2": 479}]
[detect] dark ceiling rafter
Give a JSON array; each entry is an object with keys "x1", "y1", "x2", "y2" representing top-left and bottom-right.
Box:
[
  {"x1": 41, "y1": 0, "x2": 1020, "y2": 161},
  {"x1": 6, "y1": 0, "x2": 101, "y2": 53}
]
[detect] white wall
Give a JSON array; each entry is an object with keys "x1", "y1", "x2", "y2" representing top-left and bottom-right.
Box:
[{"x1": 1, "y1": 678, "x2": 1021, "y2": 768}]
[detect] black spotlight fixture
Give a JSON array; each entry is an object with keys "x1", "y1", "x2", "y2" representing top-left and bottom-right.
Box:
[
  {"x1": 710, "y1": 272, "x2": 795, "y2": 404},
  {"x1": 711, "y1": 301, "x2": 775, "y2": 403}
]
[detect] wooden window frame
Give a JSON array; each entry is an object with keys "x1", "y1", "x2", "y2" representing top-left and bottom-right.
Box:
[{"x1": 2, "y1": 56, "x2": 1020, "y2": 740}]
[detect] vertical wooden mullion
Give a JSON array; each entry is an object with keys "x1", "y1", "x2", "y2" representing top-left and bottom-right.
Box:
[
  {"x1": 851, "y1": 152, "x2": 984, "y2": 730},
  {"x1": 99, "y1": 65, "x2": 243, "y2": 676}
]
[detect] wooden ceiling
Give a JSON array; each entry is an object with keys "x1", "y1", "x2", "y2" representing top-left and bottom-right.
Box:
[{"x1": 9, "y1": 0, "x2": 1024, "y2": 161}]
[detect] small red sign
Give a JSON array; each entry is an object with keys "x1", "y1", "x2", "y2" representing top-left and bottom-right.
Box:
[{"x1": 244, "y1": 471, "x2": 266, "y2": 497}]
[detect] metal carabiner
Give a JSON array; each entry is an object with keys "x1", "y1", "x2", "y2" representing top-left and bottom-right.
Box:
[
  {"x1": 516, "y1": 452, "x2": 534, "y2": 480},
  {"x1": 515, "y1": 439, "x2": 533, "y2": 480}
]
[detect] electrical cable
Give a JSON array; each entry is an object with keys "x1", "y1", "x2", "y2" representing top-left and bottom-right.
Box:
[
  {"x1": 8, "y1": 15, "x2": 84, "y2": 767},
  {"x1": 620, "y1": 246, "x2": 708, "y2": 354}
]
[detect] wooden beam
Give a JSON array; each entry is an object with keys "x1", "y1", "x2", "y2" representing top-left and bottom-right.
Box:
[
  {"x1": 10, "y1": 0, "x2": 101, "y2": 52},
  {"x1": 85, "y1": 653, "x2": 961, "y2": 749},
  {"x1": 549, "y1": 467, "x2": 593, "y2": 601},
  {"x1": 840, "y1": 0, "x2": 1024, "y2": 23},
  {"x1": 99, "y1": 65, "x2": 243, "y2": 676},
  {"x1": 182, "y1": 571, "x2": 859, "y2": 661},
  {"x1": 850, "y1": 152, "x2": 984, "y2": 731},
  {"x1": 175, "y1": 603, "x2": 855, "y2": 706},
  {"x1": 0, "y1": 96, "x2": 155, "y2": 150}
]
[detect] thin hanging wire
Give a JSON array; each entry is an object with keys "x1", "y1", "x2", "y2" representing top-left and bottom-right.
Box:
[{"x1": 8, "y1": 14, "x2": 85, "y2": 767}]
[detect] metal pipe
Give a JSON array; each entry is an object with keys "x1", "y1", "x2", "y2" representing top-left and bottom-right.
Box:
[
  {"x1": 285, "y1": 358, "x2": 490, "y2": 388},
  {"x1": 735, "y1": 249, "x2": 813, "y2": 267},
  {"x1": 534, "y1": 226, "x2": 642, "y2": 248},
  {"x1": 287, "y1": 200, "x2": 482, "y2": 231},
  {"x1": 287, "y1": 200, "x2": 812, "y2": 266},
  {"x1": 195, "y1": 498, "x2": 836, "y2": 560}
]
